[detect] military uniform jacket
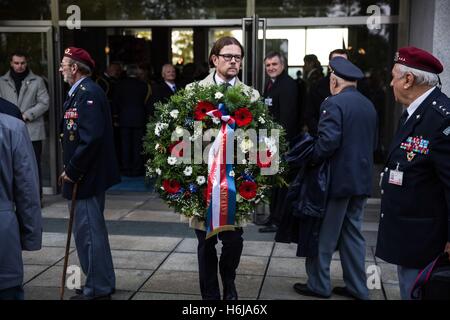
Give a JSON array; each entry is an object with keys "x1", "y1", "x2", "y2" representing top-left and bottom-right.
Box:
[
  {"x1": 312, "y1": 86, "x2": 377, "y2": 198},
  {"x1": 376, "y1": 88, "x2": 450, "y2": 269},
  {"x1": 61, "y1": 77, "x2": 120, "y2": 200}
]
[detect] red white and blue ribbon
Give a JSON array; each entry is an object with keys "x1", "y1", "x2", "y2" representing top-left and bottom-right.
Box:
[{"x1": 205, "y1": 103, "x2": 236, "y2": 239}]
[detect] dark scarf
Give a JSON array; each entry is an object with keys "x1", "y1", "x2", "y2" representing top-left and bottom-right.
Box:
[{"x1": 9, "y1": 67, "x2": 30, "y2": 97}]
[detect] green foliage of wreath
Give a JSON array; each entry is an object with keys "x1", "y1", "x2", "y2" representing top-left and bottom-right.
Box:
[{"x1": 143, "y1": 83, "x2": 288, "y2": 224}]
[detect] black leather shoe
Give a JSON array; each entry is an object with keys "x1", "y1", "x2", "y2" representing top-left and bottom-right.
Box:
[
  {"x1": 75, "y1": 287, "x2": 116, "y2": 295},
  {"x1": 258, "y1": 224, "x2": 278, "y2": 233},
  {"x1": 69, "y1": 293, "x2": 111, "y2": 300},
  {"x1": 332, "y1": 286, "x2": 361, "y2": 300},
  {"x1": 293, "y1": 283, "x2": 330, "y2": 299},
  {"x1": 254, "y1": 218, "x2": 272, "y2": 226},
  {"x1": 223, "y1": 282, "x2": 238, "y2": 300}
]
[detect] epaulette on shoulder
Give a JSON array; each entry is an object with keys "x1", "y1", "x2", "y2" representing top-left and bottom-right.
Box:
[{"x1": 430, "y1": 98, "x2": 450, "y2": 118}]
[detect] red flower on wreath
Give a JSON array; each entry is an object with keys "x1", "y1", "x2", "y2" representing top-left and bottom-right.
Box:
[
  {"x1": 238, "y1": 181, "x2": 258, "y2": 200},
  {"x1": 194, "y1": 101, "x2": 216, "y2": 120},
  {"x1": 163, "y1": 179, "x2": 181, "y2": 194},
  {"x1": 168, "y1": 141, "x2": 185, "y2": 157},
  {"x1": 257, "y1": 150, "x2": 272, "y2": 168},
  {"x1": 234, "y1": 107, "x2": 253, "y2": 127}
]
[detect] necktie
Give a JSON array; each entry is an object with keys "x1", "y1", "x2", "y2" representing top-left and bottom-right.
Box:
[
  {"x1": 222, "y1": 82, "x2": 231, "y2": 90},
  {"x1": 172, "y1": 85, "x2": 176, "y2": 92},
  {"x1": 398, "y1": 110, "x2": 409, "y2": 129},
  {"x1": 266, "y1": 80, "x2": 273, "y2": 93}
]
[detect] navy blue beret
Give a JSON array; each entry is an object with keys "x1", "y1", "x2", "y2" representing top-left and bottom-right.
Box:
[{"x1": 329, "y1": 57, "x2": 364, "y2": 81}]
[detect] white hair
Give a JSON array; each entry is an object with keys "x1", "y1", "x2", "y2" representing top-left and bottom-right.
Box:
[
  {"x1": 330, "y1": 73, "x2": 357, "y2": 87},
  {"x1": 67, "y1": 57, "x2": 92, "y2": 75},
  {"x1": 397, "y1": 64, "x2": 439, "y2": 87}
]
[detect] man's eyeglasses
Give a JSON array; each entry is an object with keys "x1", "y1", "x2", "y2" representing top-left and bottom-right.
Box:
[
  {"x1": 59, "y1": 63, "x2": 72, "y2": 68},
  {"x1": 217, "y1": 54, "x2": 242, "y2": 62}
]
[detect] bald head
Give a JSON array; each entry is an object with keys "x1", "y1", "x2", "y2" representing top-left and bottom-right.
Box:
[{"x1": 162, "y1": 64, "x2": 176, "y2": 83}]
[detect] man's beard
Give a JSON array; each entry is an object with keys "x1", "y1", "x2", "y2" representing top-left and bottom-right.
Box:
[{"x1": 63, "y1": 73, "x2": 74, "y2": 84}]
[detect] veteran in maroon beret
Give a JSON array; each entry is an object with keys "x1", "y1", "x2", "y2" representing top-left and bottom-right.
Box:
[
  {"x1": 58, "y1": 47, "x2": 120, "y2": 300},
  {"x1": 375, "y1": 46, "x2": 450, "y2": 299}
]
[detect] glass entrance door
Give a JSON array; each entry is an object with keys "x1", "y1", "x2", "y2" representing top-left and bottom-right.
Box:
[
  {"x1": 242, "y1": 16, "x2": 267, "y2": 93},
  {"x1": 0, "y1": 27, "x2": 59, "y2": 195}
]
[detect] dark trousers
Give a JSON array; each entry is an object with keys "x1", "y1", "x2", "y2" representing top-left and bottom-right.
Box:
[
  {"x1": 71, "y1": 192, "x2": 115, "y2": 297},
  {"x1": 195, "y1": 228, "x2": 243, "y2": 300},
  {"x1": 120, "y1": 127, "x2": 145, "y2": 176},
  {"x1": 113, "y1": 125, "x2": 122, "y2": 169},
  {"x1": 0, "y1": 286, "x2": 24, "y2": 300},
  {"x1": 32, "y1": 140, "x2": 42, "y2": 198},
  {"x1": 268, "y1": 185, "x2": 288, "y2": 226}
]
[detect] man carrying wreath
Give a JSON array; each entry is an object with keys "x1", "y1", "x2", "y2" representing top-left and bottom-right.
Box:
[{"x1": 185, "y1": 36, "x2": 260, "y2": 300}]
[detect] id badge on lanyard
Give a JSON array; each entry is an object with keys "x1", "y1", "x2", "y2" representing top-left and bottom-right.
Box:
[{"x1": 388, "y1": 162, "x2": 404, "y2": 186}]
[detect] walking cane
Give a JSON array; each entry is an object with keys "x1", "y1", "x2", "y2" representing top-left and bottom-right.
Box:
[{"x1": 60, "y1": 182, "x2": 78, "y2": 300}]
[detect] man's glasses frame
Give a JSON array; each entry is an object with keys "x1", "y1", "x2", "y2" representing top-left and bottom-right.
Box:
[{"x1": 217, "y1": 54, "x2": 242, "y2": 63}]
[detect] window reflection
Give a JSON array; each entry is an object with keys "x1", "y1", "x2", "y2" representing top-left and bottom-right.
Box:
[
  {"x1": 58, "y1": 0, "x2": 246, "y2": 20},
  {"x1": 0, "y1": 32, "x2": 51, "y2": 188},
  {"x1": 0, "y1": 0, "x2": 50, "y2": 20},
  {"x1": 256, "y1": 0, "x2": 398, "y2": 18}
]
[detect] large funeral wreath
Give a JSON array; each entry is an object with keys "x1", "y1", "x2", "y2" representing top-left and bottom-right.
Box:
[{"x1": 143, "y1": 83, "x2": 287, "y2": 225}]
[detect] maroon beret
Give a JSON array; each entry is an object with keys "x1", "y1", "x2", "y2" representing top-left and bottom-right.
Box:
[
  {"x1": 394, "y1": 46, "x2": 443, "y2": 74},
  {"x1": 64, "y1": 47, "x2": 95, "y2": 70}
]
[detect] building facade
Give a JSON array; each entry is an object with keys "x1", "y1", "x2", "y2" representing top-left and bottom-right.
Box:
[{"x1": 0, "y1": 0, "x2": 448, "y2": 194}]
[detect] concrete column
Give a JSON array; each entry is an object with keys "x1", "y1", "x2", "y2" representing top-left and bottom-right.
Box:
[
  {"x1": 409, "y1": 0, "x2": 450, "y2": 95},
  {"x1": 246, "y1": 0, "x2": 255, "y2": 16},
  {"x1": 432, "y1": 0, "x2": 450, "y2": 95}
]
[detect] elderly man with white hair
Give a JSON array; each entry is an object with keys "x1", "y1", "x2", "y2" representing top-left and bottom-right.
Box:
[{"x1": 376, "y1": 46, "x2": 450, "y2": 300}]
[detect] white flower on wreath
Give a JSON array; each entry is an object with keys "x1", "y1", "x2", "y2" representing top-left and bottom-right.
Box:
[
  {"x1": 196, "y1": 176, "x2": 206, "y2": 185},
  {"x1": 193, "y1": 210, "x2": 202, "y2": 217},
  {"x1": 175, "y1": 126, "x2": 184, "y2": 136},
  {"x1": 167, "y1": 156, "x2": 177, "y2": 165},
  {"x1": 155, "y1": 168, "x2": 162, "y2": 175},
  {"x1": 215, "y1": 92, "x2": 224, "y2": 100},
  {"x1": 183, "y1": 166, "x2": 193, "y2": 176},
  {"x1": 155, "y1": 143, "x2": 160, "y2": 150},
  {"x1": 239, "y1": 138, "x2": 254, "y2": 154},
  {"x1": 258, "y1": 116, "x2": 266, "y2": 124},
  {"x1": 170, "y1": 109, "x2": 179, "y2": 119},
  {"x1": 229, "y1": 170, "x2": 235, "y2": 177},
  {"x1": 212, "y1": 117, "x2": 221, "y2": 125},
  {"x1": 264, "y1": 136, "x2": 278, "y2": 155},
  {"x1": 155, "y1": 122, "x2": 169, "y2": 136}
]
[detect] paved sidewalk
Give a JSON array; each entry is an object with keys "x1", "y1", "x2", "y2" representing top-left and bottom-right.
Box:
[{"x1": 22, "y1": 192, "x2": 401, "y2": 300}]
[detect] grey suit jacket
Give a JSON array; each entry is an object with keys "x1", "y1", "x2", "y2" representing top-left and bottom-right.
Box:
[
  {"x1": 0, "y1": 113, "x2": 42, "y2": 290},
  {"x1": 0, "y1": 70, "x2": 50, "y2": 141}
]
